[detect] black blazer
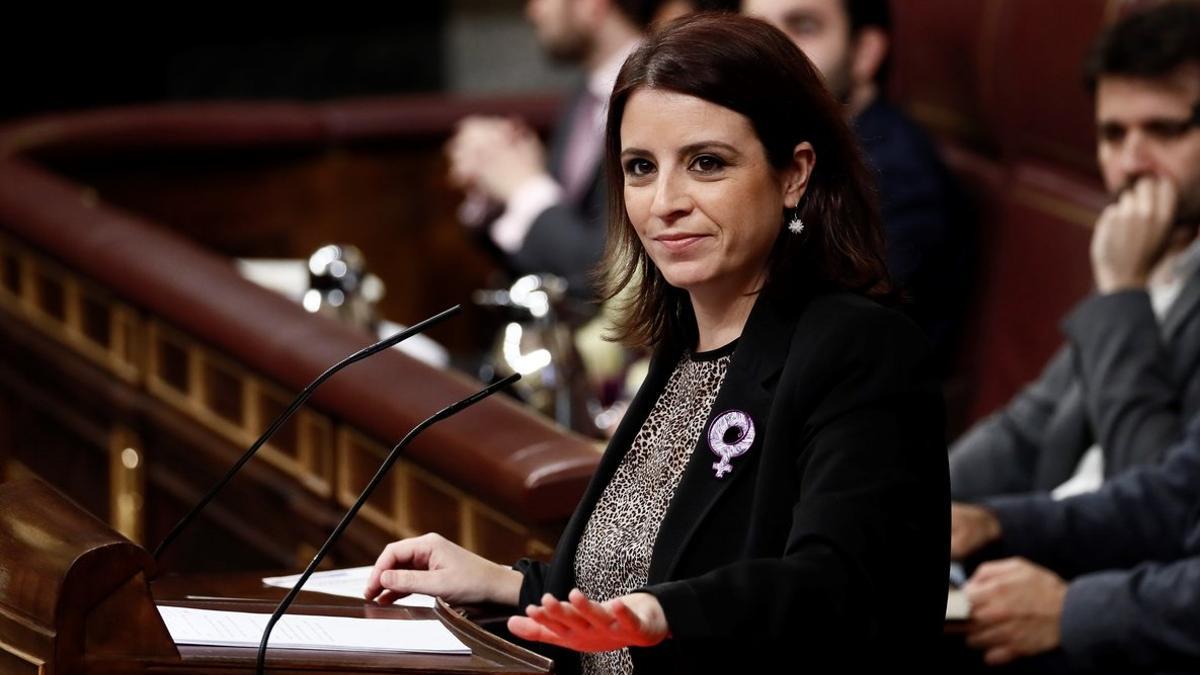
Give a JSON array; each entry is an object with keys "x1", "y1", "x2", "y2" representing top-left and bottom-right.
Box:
[
  {"x1": 980, "y1": 414, "x2": 1200, "y2": 672},
  {"x1": 514, "y1": 291, "x2": 950, "y2": 673}
]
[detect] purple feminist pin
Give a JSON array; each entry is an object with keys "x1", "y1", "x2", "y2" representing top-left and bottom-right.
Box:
[{"x1": 707, "y1": 410, "x2": 755, "y2": 478}]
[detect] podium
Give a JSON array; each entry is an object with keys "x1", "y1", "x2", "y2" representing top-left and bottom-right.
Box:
[{"x1": 0, "y1": 479, "x2": 553, "y2": 674}]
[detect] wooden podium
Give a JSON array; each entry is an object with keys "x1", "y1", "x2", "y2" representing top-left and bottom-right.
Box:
[{"x1": 0, "y1": 479, "x2": 553, "y2": 674}]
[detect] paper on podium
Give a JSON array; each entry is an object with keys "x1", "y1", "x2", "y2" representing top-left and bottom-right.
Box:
[
  {"x1": 262, "y1": 566, "x2": 435, "y2": 608},
  {"x1": 157, "y1": 605, "x2": 470, "y2": 654}
]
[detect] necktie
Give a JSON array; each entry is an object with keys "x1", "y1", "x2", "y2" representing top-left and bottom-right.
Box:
[{"x1": 559, "y1": 90, "x2": 604, "y2": 204}]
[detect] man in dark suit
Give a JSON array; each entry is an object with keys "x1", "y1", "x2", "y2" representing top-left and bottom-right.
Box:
[
  {"x1": 949, "y1": 1, "x2": 1200, "y2": 502},
  {"x1": 447, "y1": 0, "x2": 663, "y2": 300},
  {"x1": 947, "y1": 4, "x2": 1200, "y2": 669},
  {"x1": 951, "y1": 413, "x2": 1200, "y2": 672},
  {"x1": 743, "y1": 0, "x2": 970, "y2": 356}
]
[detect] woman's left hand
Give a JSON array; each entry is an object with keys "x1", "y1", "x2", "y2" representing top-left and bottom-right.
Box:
[{"x1": 507, "y1": 589, "x2": 670, "y2": 652}]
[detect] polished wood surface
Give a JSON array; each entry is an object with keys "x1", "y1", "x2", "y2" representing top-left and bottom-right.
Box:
[
  {"x1": 1, "y1": 95, "x2": 563, "y2": 357},
  {"x1": 150, "y1": 573, "x2": 549, "y2": 674},
  {"x1": 0, "y1": 477, "x2": 552, "y2": 674},
  {"x1": 0, "y1": 478, "x2": 176, "y2": 674},
  {"x1": 0, "y1": 95, "x2": 601, "y2": 576}
]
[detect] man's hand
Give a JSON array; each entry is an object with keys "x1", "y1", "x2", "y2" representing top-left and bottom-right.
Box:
[
  {"x1": 964, "y1": 557, "x2": 1068, "y2": 666},
  {"x1": 1091, "y1": 176, "x2": 1180, "y2": 292},
  {"x1": 507, "y1": 589, "x2": 670, "y2": 653},
  {"x1": 446, "y1": 116, "x2": 548, "y2": 202},
  {"x1": 951, "y1": 502, "x2": 1003, "y2": 560}
]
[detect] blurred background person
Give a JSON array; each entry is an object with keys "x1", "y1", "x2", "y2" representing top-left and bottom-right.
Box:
[
  {"x1": 949, "y1": 0, "x2": 1200, "y2": 502},
  {"x1": 945, "y1": 3, "x2": 1200, "y2": 671},
  {"x1": 743, "y1": 0, "x2": 971, "y2": 363},
  {"x1": 448, "y1": 0, "x2": 664, "y2": 302},
  {"x1": 950, "y1": 412, "x2": 1200, "y2": 673}
]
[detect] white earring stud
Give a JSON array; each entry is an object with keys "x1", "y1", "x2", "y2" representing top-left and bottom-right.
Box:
[{"x1": 787, "y1": 212, "x2": 804, "y2": 234}]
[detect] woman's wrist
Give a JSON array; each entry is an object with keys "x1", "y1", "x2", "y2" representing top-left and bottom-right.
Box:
[{"x1": 490, "y1": 564, "x2": 525, "y2": 606}]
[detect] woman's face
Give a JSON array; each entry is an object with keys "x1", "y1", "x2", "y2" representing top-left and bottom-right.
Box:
[{"x1": 619, "y1": 89, "x2": 811, "y2": 299}]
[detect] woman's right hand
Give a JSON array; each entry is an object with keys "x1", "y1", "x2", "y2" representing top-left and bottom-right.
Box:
[{"x1": 363, "y1": 532, "x2": 523, "y2": 607}]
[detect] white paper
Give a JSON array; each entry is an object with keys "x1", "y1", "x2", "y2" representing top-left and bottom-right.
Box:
[
  {"x1": 262, "y1": 566, "x2": 436, "y2": 608},
  {"x1": 946, "y1": 587, "x2": 970, "y2": 621},
  {"x1": 157, "y1": 605, "x2": 469, "y2": 654}
]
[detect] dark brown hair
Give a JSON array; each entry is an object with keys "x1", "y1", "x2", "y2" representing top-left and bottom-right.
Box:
[
  {"x1": 600, "y1": 13, "x2": 892, "y2": 349},
  {"x1": 614, "y1": 0, "x2": 673, "y2": 28},
  {"x1": 1083, "y1": 1, "x2": 1200, "y2": 92}
]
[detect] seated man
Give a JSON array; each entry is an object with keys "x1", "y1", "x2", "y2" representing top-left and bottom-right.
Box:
[
  {"x1": 950, "y1": 411, "x2": 1200, "y2": 671},
  {"x1": 447, "y1": 0, "x2": 663, "y2": 301},
  {"x1": 950, "y1": 1, "x2": 1200, "y2": 501},
  {"x1": 743, "y1": 0, "x2": 970, "y2": 357}
]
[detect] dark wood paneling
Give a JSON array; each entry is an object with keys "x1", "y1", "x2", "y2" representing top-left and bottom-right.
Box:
[
  {"x1": 45, "y1": 138, "x2": 507, "y2": 356},
  {"x1": 0, "y1": 309, "x2": 382, "y2": 573}
]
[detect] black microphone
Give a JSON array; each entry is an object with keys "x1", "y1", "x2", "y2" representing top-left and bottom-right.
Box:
[
  {"x1": 152, "y1": 304, "x2": 462, "y2": 562},
  {"x1": 254, "y1": 372, "x2": 521, "y2": 675}
]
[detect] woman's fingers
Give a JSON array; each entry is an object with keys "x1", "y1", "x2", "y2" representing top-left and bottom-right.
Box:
[
  {"x1": 507, "y1": 615, "x2": 566, "y2": 646},
  {"x1": 364, "y1": 534, "x2": 446, "y2": 601},
  {"x1": 365, "y1": 539, "x2": 422, "y2": 600},
  {"x1": 569, "y1": 588, "x2": 616, "y2": 630}
]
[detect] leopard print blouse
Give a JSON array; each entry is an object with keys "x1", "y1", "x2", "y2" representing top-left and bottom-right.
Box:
[{"x1": 574, "y1": 342, "x2": 735, "y2": 675}]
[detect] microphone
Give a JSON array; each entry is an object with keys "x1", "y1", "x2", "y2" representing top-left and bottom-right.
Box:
[
  {"x1": 254, "y1": 372, "x2": 521, "y2": 675},
  {"x1": 152, "y1": 304, "x2": 462, "y2": 563}
]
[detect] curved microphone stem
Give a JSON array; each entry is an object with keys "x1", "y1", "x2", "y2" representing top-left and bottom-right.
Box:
[
  {"x1": 254, "y1": 372, "x2": 521, "y2": 675},
  {"x1": 152, "y1": 304, "x2": 462, "y2": 562}
]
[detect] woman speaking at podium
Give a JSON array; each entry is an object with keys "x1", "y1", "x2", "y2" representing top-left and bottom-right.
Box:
[{"x1": 366, "y1": 14, "x2": 947, "y2": 674}]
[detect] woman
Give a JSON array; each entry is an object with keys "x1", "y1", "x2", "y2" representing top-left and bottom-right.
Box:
[{"x1": 365, "y1": 14, "x2": 948, "y2": 674}]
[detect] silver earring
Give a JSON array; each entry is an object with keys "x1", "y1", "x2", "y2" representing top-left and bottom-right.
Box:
[{"x1": 787, "y1": 211, "x2": 804, "y2": 234}]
